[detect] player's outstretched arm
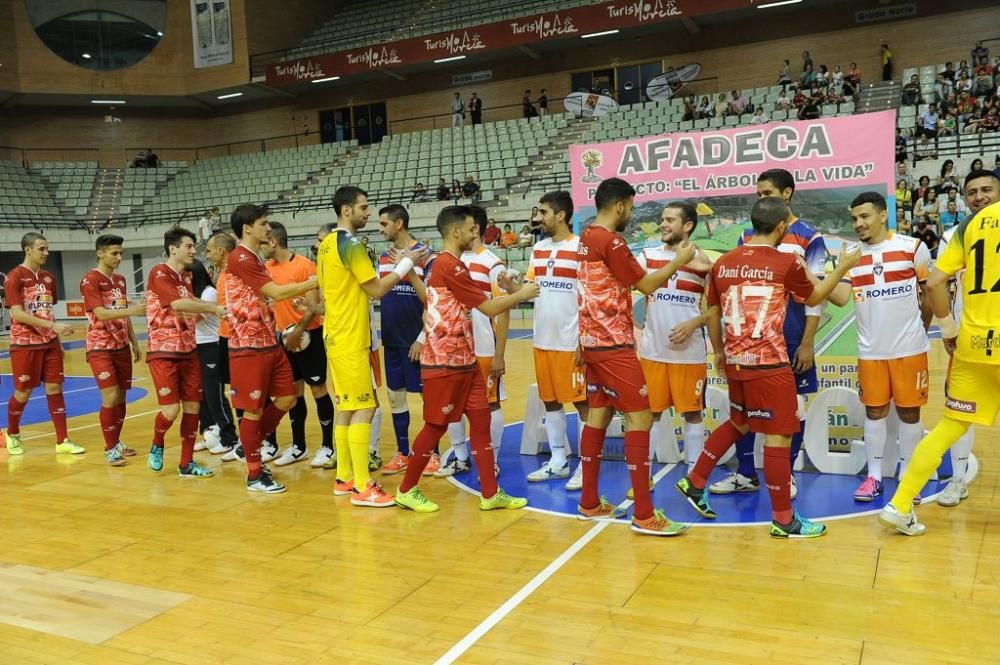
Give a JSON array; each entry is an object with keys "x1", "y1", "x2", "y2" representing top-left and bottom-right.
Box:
[
  {"x1": 926, "y1": 267, "x2": 959, "y2": 354},
  {"x1": 171, "y1": 298, "x2": 226, "y2": 317},
  {"x1": 804, "y1": 243, "x2": 862, "y2": 307},
  {"x1": 360, "y1": 246, "x2": 431, "y2": 299},
  {"x1": 476, "y1": 281, "x2": 540, "y2": 318},
  {"x1": 634, "y1": 241, "x2": 696, "y2": 295},
  {"x1": 799, "y1": 265, "x2": 852, "y2": 307},
  {"x1": 259, "y1": 275, "x2": 318, "y2": 302},
  {"x1": 90, "y1": 301, "x2": 146, "y2": 321}
]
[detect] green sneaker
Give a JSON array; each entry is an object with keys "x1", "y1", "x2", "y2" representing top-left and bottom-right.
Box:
[
  {"x1": 106, "y1": 444, "x2": 127, "y2": 467},
  {"x1": 395, "y1": 487, "x2": 439, "y2": 513},
  {"x1": 55, "y1": 439, "x2": 86, "y2": 455},
  {"x1": 148, "y1": 445, "x2": 164, "y2": 472},
  {"x1": 770, "y1": 511, "x2": 827, "y2": 539},
  {"x1": 178, "y1": 461, "x2": 215, "y2": 478},
  {"x1": 675, "y1": 477, "x2": 716, "y2": 519},
  {"x1": 479, "y1": 487, "x2": 527, "y2": 511},
  {"x1": 5, "y1": 432, "x2": 24, "y2": 456},
  {"x1": 368, "y1": 450, "x2": 382, "y2": 473},
  {"x1": 631, "y1": 509, "x2": 689, "y2": 537}
]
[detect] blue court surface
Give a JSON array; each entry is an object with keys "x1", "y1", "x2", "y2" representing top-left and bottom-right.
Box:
[
  {"x1": 448, "y1": 416, "x2": 951, "y2": 526},
  {"x1": 0, "y1": 376, "x2": 148, "y2": 429}
]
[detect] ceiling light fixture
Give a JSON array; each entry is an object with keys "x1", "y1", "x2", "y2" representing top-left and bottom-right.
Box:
[
  {"x1": 311, "y1": 76, "x2": 341, "y2": 83},
  {"x1": 217, "y1": 92, "x2": 243, "y2": 99},
  {"x1": 91, "y1": 99, "x2": 125, "y2": 104},
  {"x1": 756, "y1": 0, "x2": 803, "y2": 9},
  {"x1": 433, "y1": 55, "x2": 466, "y2": 63},
  {"x1": 580, "y1": 29, "x2": 620, "y2": 39}
]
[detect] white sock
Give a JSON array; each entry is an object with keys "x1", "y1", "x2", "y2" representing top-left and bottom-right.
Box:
[
  {"x1": 543, "y1": 408, "x2": 568, "y2": 468},
  {"x1": 863, "y1": 417, "x2": 886, "y2": 481},
  {"x1": 648, "y1": 417, "x2": 663, "y2": 462},
  {"x1": 896, "y1": 421, "x2": 923, "y2": 478},
  {"x1": 369, "y1": 406, "x2": 382, "y2": 454},
  {"x1": 684, "y1": 420, "x2": 705, "y2": 466},
  {"x1": 950, "y1": 427, "x2": 974, "y2": 481},
  {"x1": 448, "y1": 420, "x2": 469, "y2": 461},
  {"x1": 490, "y1": 408, "x2": 504, "y2": 459}
]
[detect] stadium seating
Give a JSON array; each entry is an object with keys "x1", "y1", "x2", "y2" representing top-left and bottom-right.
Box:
[
  {"x1": 0, "y1": 160, "x2": 62, "y2": 219},
  {"x1": 30, "y1": 161, "x2": 98, "y2": 217}
]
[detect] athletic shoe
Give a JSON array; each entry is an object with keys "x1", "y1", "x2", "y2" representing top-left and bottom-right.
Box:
[
  {"x1": 528, "y1": 460, "x2": 571, "y2": 482},
  {"x1": 395, "y1": 486, "x2": 440, "y2": 513},
  {"x1": 708, "y1": 472, "x2": 760, "y2": 494},
  {"x1": 937, "y1": 479, "x2": 969, "y2": 507},
  {"x1": 631, "y1": 509, "x2": 689, "y2": 536},
  {"x1": 119, "y1": 442, "x2": 137, "y2": 456},
  {"x1": 351, "y1": 481, "x2": 395, "y2": 508},
  {"x1": 178, "y1": 461, "x2": 214, "y2": 478},
  {"x1": 261, "y1": 440, "x2": 278, "y2": 463},
  {"x1": 208, "y1": 440, "x2": 232, "y2": 455},
  {"x1": 202, "y1": 426, "x2": 222, "y2": 454},
  {"x1": 626, "y1": 477, "x2": 655, "y2": 500},
  {"x1": 565, "y1": 463, "x2": 583, "y2": 491},
  {"x1": 675, "y1": 477, "x2": 717, "y2": 519},
  {"x1": 6, "y1": 432, "x2": 24, "y2": 456},
  {"x1": 434, "y1": 455, "x2": 470, "y2": 477},
  {"x1": 878, "y1": 503, "x2": 926, "y2": 536},
  {"x1": 106, "y1": 445, "x2": 127, "y2": 467},
  {"x1": 770, "y1": 511, "x2": 827, "y2": 538},
  {"x1": 853, "y1": 476, "x2": 883, "y2": 502},
  {"x1": 480, "y1": 487, "x2": 527, "y2": 511},
  {"x1": 247, "y1": 474, "x2": 286, "y2": 494},
  {"x1": 333, "y1": 479, "x2": 355, "y2": 496},
  {"x1": 381, "y1": 451, "x2": 408, "y2": 475},
  {"x1": 577, "y1": 496, "x2": 625, "y2": 521},
  {"x1": 55, "y1": 439, "x2": 85, "y2": 455},
  {"x1": 148, "y1": 445, "x2": 164, "y2": 472},
  {"x1": 790, "y1": 475, "x2": 798, "y2": 501},
  {"x1": 423, "y1": 452, "x2": 441, "y2": 476},
  {"x1": 221, "y1": 443, "x2": 244, "y2": 462},
  {"x1": 311, "y1": 447, "x2": 334, "y2": 468},
  {"x1": 193, "y1": 438, "x2": 207, "y2": 452},
  {"x1": 368, "y1": 451, "x2": 382, "y2": 473},
  {"x1": 274, "y1": 446, "x2": 308, "y2": 467}
]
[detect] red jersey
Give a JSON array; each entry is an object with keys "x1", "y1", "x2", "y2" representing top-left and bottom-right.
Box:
[
  {"x1": 225, "y1": 244, "x2": 278, "y2": 356},
  {"x1": 577, "y1": 225, "x2": 645, "y2": 350},
  {"x1": 146, "y1": 263, "x2": 197, "y2": 358},
  {"x1": 80, "y1": 269, "x2": 130, "y2": 353},
  {"x1": 5, "y1": 265, "x2": 58, "y2": 348},
  {"x1": 707, "y1": 244, "x2": 814, "y2": 376},
  {"x1": 421, "y1": 250, "x2": 488, "y2": 376}
]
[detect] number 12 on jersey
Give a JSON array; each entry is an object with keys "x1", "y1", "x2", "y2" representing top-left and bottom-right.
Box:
[{"x1": 723, "y1": 285, "x2": 776, "y2": 339}]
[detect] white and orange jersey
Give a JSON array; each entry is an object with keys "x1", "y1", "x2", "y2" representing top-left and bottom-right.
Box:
[
  {"x1": 460, "y1": 245, "x2": 505, "y2": 357},
  {"x1": 526, "y1": 235, "x2": 580, "y2": 352},
  {"x1": 844, "y1": 232, "x2": 931, "y2": 360},
  {"x1": 637, "y1": 246, "x2": 710, "y2": 364}
]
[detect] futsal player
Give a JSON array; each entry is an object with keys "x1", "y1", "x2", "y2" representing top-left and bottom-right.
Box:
[
  {"x1": 394, "y1": 205, "x2": 539, "y2": 513},
  {"x1": 637, "y1": 202, "x2": 712, "y2": 469},
  {"x1": 845, "y1": 192, "x2": 932, "y2": 502},
  {"x1": 316, "y1": 186, "x2": 428, "y2": 507},
  {"x1": 4, "y1": 232, "x2": 80, "y2": 456},
  {"x1": 524, "y1": 190, "x2": 588, "y2": 487},
  {"x1": 259, "y1": 221, "x2": 336, "y2": 467},
  {"x1": 80, "y1": 234, "x2": 145, "y2": 466},
  {"x1": 145, "y1": 228, "x2": 224, "y2": 476},
  {"x1": 675, "y1": 197, "x2": 860, "y2": 537},
  {"x1": 713, "y1": 169, "x2": 829, "y2": 498},
  {"x1": 204, "y1": 232, "x2": 241, "y2": 458},
  {"x1": 881, "y1": 196, "x2": 1000, "y2": 535},
  {"x1": 576, "y1": 178, "x2": 696, "y2": 536}
]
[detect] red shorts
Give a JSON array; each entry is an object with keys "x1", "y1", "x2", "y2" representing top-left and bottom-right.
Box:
[
  {"x1": 421, "y1": 368, "x2": 490, "y2": 426},
  {"x1": 11, "y1": 340, "x2": 64, "y2": 391},
  {"x1": 87, "y1": 348, "x2": 133, "y2": 391},
  {"x1": 583, "y1": 347, "x2": 650, "y2": 413},
  {"x1": 229, "y1": 346, "x2": 296, "y2": 411},
  {"x1": 727, "y1": 368, "x2": 799, "y2": 435},
  {"x1": 148, "y1": 353, "x2": 202, "y2": 405}
]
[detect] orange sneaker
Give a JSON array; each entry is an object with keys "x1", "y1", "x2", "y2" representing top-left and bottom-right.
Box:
[
  {"x1": 422, "y1": 452, "x2": 441, "y2": 476},
  {"x1": 382, "y1": 451, "x2": 408, "y2": 475},
  {"x1": 577, "y1": 496, "x2": 626, "y2": 521},
  {"x1": 351, "y1": 481, "x2": 395, "y2": 508},
  {"x1": 631, "y1": 509, "x2": 688, "y2": 537},
  {"x1": 333, "y1": 478, "x2": 355, "y2": 496}
]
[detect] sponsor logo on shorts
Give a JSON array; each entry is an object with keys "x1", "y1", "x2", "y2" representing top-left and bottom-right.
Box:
[
  {"x1": 945, "y1": 397, "x2": 977, "y2": 413},
  {"x1": 601, "y1": 386, "x2": 619, "y2": 399},
  {"x1": 17, "y1": 374, "x2": 30, "y2": 383},
  {"x1": 586, "y1": 383, "x2": 599, "y2": 394},
  {"x1": 158, "y1": 387, "x2": 172, "y2": 396},
  {"x1": 309, "y1": 376, "x2": 321, "y2": 382},
  {"x1": 442, "y1": 403, "x2": 454, "y2": 414},
  {"x1": 98, "y1": 371, "x2": 111, "y2": 380},
  {"x1": 639, "y1": 384, "x2": 648, "y2": 397},
  {"x1": 746, "y1": 408, "x2": 774, "y2": 420},
  {"x1": 207, "y1": 363, "x2": 216, "y2": 369},
  {"x1": 250, "y1": 390, "x2": 262, "y2": 400},
  {"x1": 359, "y1": 392, "x2": 371, "y2": 403},
  {"x1": 730, "y1": 401, "x2": 744, "y2": 412}
]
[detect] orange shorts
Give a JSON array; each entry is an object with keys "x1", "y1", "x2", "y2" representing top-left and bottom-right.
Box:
[
  {"x1": 476, "y1": 356, "x2": 506, "y2": 403},
  {"x1": 639, "y1": 358, "x2": 706, "y2": 414},
  {"x1": 534, "y1": 348, "x2": 586, "y2": 404},
  {"x1": 857, "y1": 353, "x2": 929, "y2": 408}
]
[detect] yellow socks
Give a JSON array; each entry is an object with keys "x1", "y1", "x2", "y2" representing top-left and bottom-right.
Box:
[
  {"x1": 891, "y1": 416, "x2": 970, "y2": 513},
  {"x1": 349, "y1": 422, "x2": 373, "y2": 490},
  {"x1": 335, "y1": 425, "x2": 352, "y2": 482}
]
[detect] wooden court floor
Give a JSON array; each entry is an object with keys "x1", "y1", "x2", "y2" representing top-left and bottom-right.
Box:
[{"x1": 0, "y1": 331, "x2": 997, "y2": 665}]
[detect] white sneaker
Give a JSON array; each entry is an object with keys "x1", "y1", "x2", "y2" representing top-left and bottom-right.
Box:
[
  {"x1": 310, "y1": 447, "x2": 334, "y2": 468},
  {"x1": 565, "y1": 463, "x2": 583, "y2": 491},
  {"x1": 878, "y1": 503, "x2": 927, "y2": 536},
  {"x1": 203, "y1": 426, "x2": 221, "y2": 450},
  {"x1": 433, "y1": 455, "x2": 471, "y2": 477},
  {"x1": 936, "y1": 479, "x2": 969, "y2": 507},
  {"x1": 261, "y1": 440, "x2": 278, "y2": 463},
  {"x1": 194, "y1": 438, "x2": 207, "y2": 452},
  {"x1": 790, "y1": 475, "x2": 798, "y2": 501},
  {"x1": 708, "y1": 472, "x2": 760, "y2": 494},
  {"x1": 208, "y1": 440, "x2": 232, "y2": 455},
  {"x1": 274, "y1": 446, "x2": 308, "y2": 466},
  {"x1": 221, "y1": 443, "x2": 243, "y2": 462},
  {"x1": 527, "y1": 460, "x2": 571, "y2": 482}
]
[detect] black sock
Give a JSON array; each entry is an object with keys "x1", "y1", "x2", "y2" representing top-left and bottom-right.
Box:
[
  {"x1": 290, "y1": 396, "x2": 307, "y2": 453},
  {"x1": 316, "y1": 393, "x2": 334, "y2": 450}
]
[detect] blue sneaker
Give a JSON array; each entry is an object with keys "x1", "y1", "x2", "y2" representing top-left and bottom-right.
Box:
[
  {"x1": 770, "y1": 511, "x2": 827, "y2": 539},
  {"x1": 178, "y1": 461, "x2": 214, "y2": 478},
  {"x1": 148, "y1": 445, "x2": 164, "y2": 472}
]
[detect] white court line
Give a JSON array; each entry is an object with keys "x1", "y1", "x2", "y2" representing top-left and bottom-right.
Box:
[
  {"x1": 434, "y1": 462, "x2": 677, "y2": 665},
  {"x1": 20, "y1": 407, "x2": 162, "y2": 442}
]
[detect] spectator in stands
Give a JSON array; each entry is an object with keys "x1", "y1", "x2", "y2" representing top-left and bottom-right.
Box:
[
  {"x1": 460, "y1": 176, "x2": 480, "y2": 203},
  {"x1": 360, "y1": 235, "x2": 377, "y2": 268},
  {"x1": 714, "y1": 93, "x2": 729, "y2": 118},
  {"x1": 800, "y1": 63, "x2": 817, "y2": 91},
  {"x1": 896, "y1": 207, "x2": 912, "y2": 235},
  {"x1": 451, "y1": 92, "x2": 465, "y2": 127},
  {"x1": 198, "y1": 209, "x2": 213, "y2": 245},
  {"x1": 964, "y1": 107, "x2": 988, "y2": 133},
  {"x1": 940, "y1": 111, "x2": 958, "y2": 137},
  {"x1": 728, "y1": 89, "x2": 748, "y2": 116},
  {"x1": 941, "y1": 61, "x2": 956, "y2": 82},
  {"x1": 943, "y1": 186, "x2": 968, "y2": 217},
  {"x1": 936, "y1": 160, "x2": 960, "y2": 192},
  {"x1": 500, "y1": 224, "x2": 517, "y2": 248},
  {"x1": 994, "y1": 154, "x2": 1000, "y2": 178},
  {"x1": 518, "y1": 224, "x2": 533, "y2": 248},
  {"x1": 978, "y1": 106, "x2": 1000, "y2": 133},
  {"x1": 912, "y1": 175, "x2": 932, "y2": 203},
  {"x1": 958, "y1": 59, "x2": 971, "y2": 79},
  {"x1": 538, "y1": 89, "x2": 549, "y2": 117},
  {"x1": 901, "y1": 75, "x2": 922, "y2": 106},
  {"x1": 470, "y1": 93, "x2": 483, "y2": 125},
  {"x1": 208, "y1": 207, "x2": 223, "y2": 233},
  {"x1": 698, "y1": 95, "x2": 713, "y2": 118},
  {"x1": 145, "y1": 149, "x2": 159, "y2": 168},
  {"x1": 776, "y1": 89, "x2": 793, "y2": 110},
  {"x1": 801, "y1": 50, "x2": 813, "y2": 73},
  {"x1": 939, "y1": 200, "x2": 962, "y2": 230},
  {"x1": 896, "y1": 161, "x2": 913, "y2": 189},
  {"x1": 895, "y1": 129, "x2": 908, "y2": 164},
  {"x1": 529, "y1": 206, "x2": 543, "y2": 241},
  {"x1": 895, "y1": 179, "x2": 912, "y2": 211},
  {"x1": 436, "y1": 178, "x2": 450, "y2": 201},
  {"x1": 484, "y1": 218, "x2": 501, "y2": 245},
  {"x1": 974, "y1": 59, "x2": 995, "y2": 97},
  {"x1": 523, "y1": 90, "x2": 536, "y2": 118},
  {"x1": 791, "y1": 88, "x2": 807, "y2": 109},
  {"x1": 970, "y1": 157, "x2": 984, "y2": 172},
  {"x1": 957, "y1": 91, "x2": 977, "y2": 126},
  {"x1": 920, "y1": 103, "x2": 940, "y2": 138},
  {"x1": 914, "y1": 216, "x2": 939, "y2": 257},
  {"x1": 412, "y1": 183, "x2": 431, "y2": 202},
  {"x1": 682, "y1": 94, "x2": 697, "y2": 121},
  {"x1": 939, "y1": 90, "x2": 958, "y2": 118},
  {"x1": 751, "y1": 107, "x2": 768, "y2": 125},
  {"x1": 798, "y1": 95, "x2": 820, "y2": 120},
  {"x1": 816, "y1": 65, "x2": 830, "y2": 91},
  {"x1": 831, "y1": 65, "x2": 845, "y2": 97},
  {"x1": 934, "y1": 73, "x2": 953, "y2": 102},
  {"x1": 881, "y1": 44, "x2": 893, "y2": 81},
  {"x1": 955, "y1": 71, "x2": 973, "y2": 95},
  {"x1": 915, "y1": 134, "x2": 938, "y2": 160},
  {"x1": 778, "y1": 59, "x2": 792, "y2": 88},
  {"x1": 915, "y1": 188, "x2": 942, "y2": 226},
  {"x1": 451, "y1": 179, "x2": 462, "y2": 201},
  {"x1": 972, "y1": 41, "x2": 989, "y2": 65},
  {"x1": 846, "y1": 62, "x2": 862, "y2": 94}
]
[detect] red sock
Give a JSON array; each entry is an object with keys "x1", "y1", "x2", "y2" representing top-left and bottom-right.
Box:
[
  {"x1": 624, "y1": 430, "x2": 653, "y2": 520},
  {"x1": 579, "y1": 425, "x2": 606, "y2": 510},
  {"x1": 7, "y1": 396, "x2": 26, "y2": 435},
  {"x1": 99, "y1": 406, "x2": 118, "y2": 451},
  {"x1": 400, "y1": 422, "x2": 447, "y2": 493},
  {"x1": 764, "y1": 446, "x2": 793, "y2": 524},
  {"x1": 240, "y1": 417, "x2": 263, "y2": 480},
  {"x1": 179, "y1": 412, "x2": 200, "y2": 467},
  {"x1": 690, "y1": 420, "x2": 743, "y2": 489},
  {"x1": 46, "y1": 394, "x2": 68, "y2": 442},
  {"x1": 115, "y1": 403, "x2": 126, "y2": 442},
  {"x1": 152, "y1": 412, "x2": 173, "y2": 447},
  {"x1": 258, "y1": 401, "x2": 287, "y2": 440},
  {"x1": 468, "y1": 408, "x2": 498, "y2": 499}
]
